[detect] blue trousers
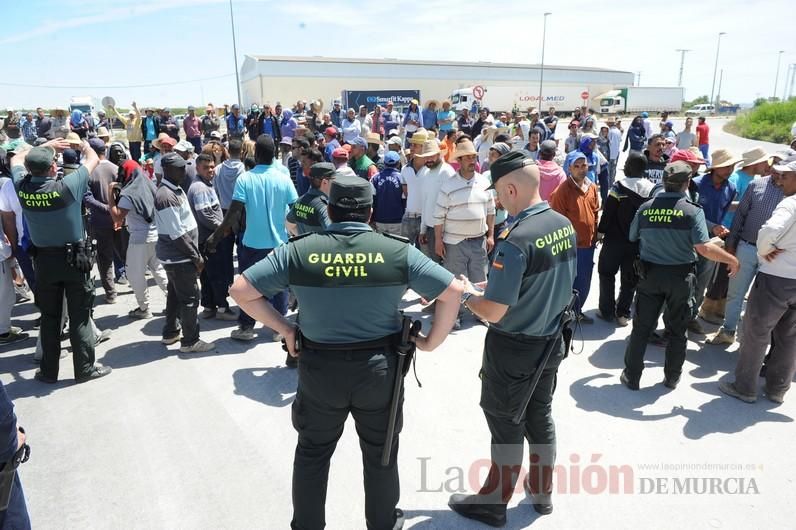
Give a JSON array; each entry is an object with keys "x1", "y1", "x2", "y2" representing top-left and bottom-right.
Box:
[
  {"x1": 238, "y1": 245, "x2": 287, "y2": 329},
  {"x1": 699, "y1": 144, "x2": 710, "y2": 167},
  {"x1": 574, "y1": 247, "x2": 595, "y2": 314}
]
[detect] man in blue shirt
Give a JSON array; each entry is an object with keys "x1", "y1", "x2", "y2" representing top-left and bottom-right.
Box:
[
  {"x1": 370, "y1": 152, "x2": 405, "y2": 235},
  {"x1": 206, "y1": 134, "x2": 297, "y2": 342},
  {"x1": 226, "y1": 104, "x2": 246, "y2": 140}
]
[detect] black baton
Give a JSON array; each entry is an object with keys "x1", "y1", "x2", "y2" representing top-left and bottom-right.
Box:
[{"x1": 382, "y1": 317, "x2": 421, "y2": 467}]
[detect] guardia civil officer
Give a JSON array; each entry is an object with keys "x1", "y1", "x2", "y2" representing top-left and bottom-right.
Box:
[
  {"x1": 229, "y1": 173, "x2": 463, "y2": 530},
  {"x1": 621, "y1": 161, "x2": 739, "y2": 391},
  {"x1": 448, "y1": 151, "x2": 577, "y2": 525},
  {"x1": 10, "y1": 139, "x2": 112, "y2": 383},
  {"x1": 285, "y1": 162, "x2": 333, "y2": 236}
]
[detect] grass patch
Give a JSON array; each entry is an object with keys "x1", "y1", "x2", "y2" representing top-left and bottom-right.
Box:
[{"x1": 730, "y1": 99, "x2": 796, "y2": 144}]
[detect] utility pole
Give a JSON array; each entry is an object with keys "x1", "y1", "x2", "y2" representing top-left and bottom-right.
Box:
[
  {"x1": 773, "y1": 50, "x2": 784, "y2": 100},
  {"x1": 229, "y1": 0, "x2": 242, "y2": 105},
  {"x1": 716, "y1": 69, "x2": 724, "y2": 107},
  {"x1": 676, "y1": 49, "x2": 691, "y2": 87},
  {"x1": 784, "y1": 64, "x2": 793, "y2": 101},
  {"x1": 789, "y1": 64, "x2": 796, "y2": 100},
  {"x1": 537, "y1": 12, "x2": 552, "y2": 112},
  {"x1": 710, "y1": 32, "x2": 726, "y2": 107},
  {"x1": 636, "y1": 71, "x2": 642, "y2": 86}
]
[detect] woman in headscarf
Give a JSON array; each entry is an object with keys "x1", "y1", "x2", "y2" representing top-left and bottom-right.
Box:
[
  {"x1": 69, "y1": 109, "x2": 89, "y2": 139},
  {"x1": 402, "y1": 99, "x2": 423, "y2": 141},
  {"x1": 623, "y1": 115, "x2": 646, "y2": 153},
  {"x1": 564, "y1": 136, "x2": 600, "y2": 182}
]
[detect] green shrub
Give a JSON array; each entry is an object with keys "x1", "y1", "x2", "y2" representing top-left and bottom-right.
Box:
[{"x1": 733, "y1": 99, "x2": 796, "y2": 143}]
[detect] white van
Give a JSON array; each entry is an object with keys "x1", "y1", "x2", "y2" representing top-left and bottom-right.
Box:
[{"x1": 685, "y1": 104, "x2": 715, "y2": 116}]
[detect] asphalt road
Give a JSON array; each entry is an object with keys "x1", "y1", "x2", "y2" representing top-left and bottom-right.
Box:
[{"x1": 1, "y1": 120, "x2": 794, "y2": 529}]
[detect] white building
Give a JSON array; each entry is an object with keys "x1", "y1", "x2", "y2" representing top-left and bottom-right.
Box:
[{"x1": 239, "y1": 55, "x2": 634, "y2": 110}]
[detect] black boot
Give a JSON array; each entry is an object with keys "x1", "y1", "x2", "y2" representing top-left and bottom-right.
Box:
[{"x1": 448, "y1": 493, "x2": 507, "y2": 527}]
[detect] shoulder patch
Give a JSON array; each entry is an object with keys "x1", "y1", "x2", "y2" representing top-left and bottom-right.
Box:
[
  {"x1": 381, "y1": 232, "x2": 410, "y2": 244},
  {"x1": 288, "y1": 232, "x2": 314, "y2": 243}
]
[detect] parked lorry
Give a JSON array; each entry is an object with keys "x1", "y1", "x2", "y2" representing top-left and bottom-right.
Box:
[
  {"x1": 450, "y1": 85, "x2": 595, "y2": 114},
  {"x1": 594, "y1": 87, "x2": 683, "y2": 115},
  {"x1": 68, "y1": 96, "x2": 98, "y2": 116}
]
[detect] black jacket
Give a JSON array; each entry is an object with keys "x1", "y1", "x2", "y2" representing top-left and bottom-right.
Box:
[
  {"x1": 598, "y1": 177, "x2": 655, "y2": 243},
  {"x1": 140, "y1": 115, "x2": 161, "y2": 141},
  {"x1": 256, "y1": 114, "x2": 282, "y2": 143}
]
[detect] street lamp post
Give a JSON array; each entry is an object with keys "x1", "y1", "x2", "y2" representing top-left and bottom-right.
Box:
[
  {"x1": 229, "y1": 0, "x2": 242, "y2": 106},
  {"x1": 773, "y1": 50, "x2": 785, "y2": 100},
  {"x1": 710, "y1": 32, "x2": 726, "y2": 107},
  {"x1": 537, "y1": 12, "x2": 552, "y2": 112},
  {"x1": 676, "y1": 49, "x2": 691, "y2": 87}
]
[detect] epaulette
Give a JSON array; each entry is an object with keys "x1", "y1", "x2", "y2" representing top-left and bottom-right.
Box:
[
  {"x1": 288, "y1": 232, "x2": 314, "y2": 243},
  {"x1": 686, "y1": 199, "x2": 703, "y2": 209},
  {"x1": 380, "y1": 232, "x2": 411, "y2": 244}
]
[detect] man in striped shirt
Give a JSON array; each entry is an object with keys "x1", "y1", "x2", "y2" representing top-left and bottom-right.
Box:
[{"x1": 434, "y1": 140, "x2": 495, "y2": 328}]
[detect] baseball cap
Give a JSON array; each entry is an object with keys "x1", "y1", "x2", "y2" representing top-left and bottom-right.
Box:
[
  {"x1": 772, "y1": 152, "x2": 796, "y2": 173},
  {"x1": 324, "y1": 127, "x2": 337, "y2": 137},
  {"x1": 187, "y1": 105, "x2": 196, "y2": 111},
  {"x1": 489, "y1": 142, "x2": 511, "y2": 156},
  {"x1": 163, "y1": 107, "x2": 171, "y2": 113},
  {"x1": 310, "y1": 162, "x2": 336, "y2": 179},
  {"x1": 386, "y1": 136, "x2": 403, "y2": 148},
  {"x1": 174, "y1": 140, "x2": 194, "y2": 153},
  {"x1": 160, "y1": 152, "x2": 186, "y2": 170},
  {"x1": 663, "y1": 161, "x2": 693, "y2": 184},
  {"x1": 231, "y1": 104, "x2": 240, "y2": 110},
  {"x1": 349, "y1": 136, "x2": 368, "y2": 149},
  {"x1": 641, "y1": 112, "x2": 649, "y2": 118},
  {"x1": 209, "y1": 131, "x2": 222, "y2": 140},
  {"x1": 332, "y1": 147, "x2": 349, "y2": 160},
  {"x1": 88, "y1": 137, "x2": 106, "y2": 152},
  {"x1": 384, "y1": 151, "x2": 400, "y2": 166},
  {"x1": 61, "y1": 148, "x2": 80, "y2": 167},
  {"x1": 538, "y1": 140, "x2": 557, "y2": 157},
  {"x1": 488, "y1": 150, "x2": 535, "y2": 189},
  {"x1": 25, "y1": 146, "x2": 56, "y2": 174},
  {"x1": 670, "y1": 149, "x2": 706, "y2": 165},
  {"x1": 328, "y1": 173, "x2": 373, "y2": 209}
]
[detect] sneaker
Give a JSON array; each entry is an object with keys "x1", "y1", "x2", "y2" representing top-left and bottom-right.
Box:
[
  {"x1": 95, "y1": 329, "x2": 112, "y2": 345},
  {"x1": 448, "y1": 493, "x2": 507, "y2": 527},
  {"x1": 162, "y1": 333, "x2": 182, "y2": 345},
  {"x1": 698, "y1": 308, "x2": 724, "y2": 326},
  {"x1": 595, "y1": 309, "x2": 614, "y2": 322},
  {"x1": 34, "y1": 370, "x2": 57, "y2": 384},
  {"x1": 522, "y1": 478, "x2": 553, "y2": 515},
  {"x1": 105, "y1": 294, "x2": 117, "y2": 305},
  {"x1": 763, "y1": 387, "x2": 785, "y2": 404},
  {"x1": 687, "y1": 319, "x2": 706, "y2": 335},
  {"x1": 75, "y1": 364, "x2": 112, "y2": 383},
  {"x1": 616, "y1": 316, "x2": 630, "y2": 327},
  {"x1": 0, "y1": 329, "x2": 30, "y2": 345},
  {"x1": 200, "y1": 308, "x2": 217, "y2": 319},
  {"x1": 663, "y1": 374, "x2": 681, "y2": 389},
  {"x1": 15, "y1": 284, "x2": 31, "y2": 303},
  {"x1": 392, "y1": 508, "x2": 405, "y2": 530},
  {"x1": 180, "y1": 340, "x2": 216, "y2": 353},
  {"x1": 707, "y1": 329, "x2": 735, "y2": 345},
  {"x1": 115, "y1": 275, "x2": 129, "y2": 285},
  {"x1": 718, "y1": 381, "x2": 757, "y2": 403},
  {"x1": 128, "y1": 308, "x2": 153, "y2": 320},
  {"x1": 230, "y1": 326, "x2": 256, "y2": 341},
  {"x1": 33, "y1": 317, "x2": 41, "y2": 329},
  {"x1": 215, "y1": 308, "x2": 238, "y2": 321},
  {"x1": 620, "y1": 370, "x2": 639, "y2": 391},
  {"x1": 577, "y1": 313, "x2": 594, "y2": 324}
]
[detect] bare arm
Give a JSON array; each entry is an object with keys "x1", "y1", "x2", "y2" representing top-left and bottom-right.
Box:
[
  {"x1": 205, "y1": 200, "x2": 243, "y2": 252},
  {"x1": 80, "y1": 140, "x2": 100, "y2": 174},
  {"x1": 695, "y1": 243, "x2": 740, "y2": 277},
  {"x1": 415, "y1": 279, "x2": 464, "y2": 351},
  {"x1": 1, "y1": 211, "x2": 18, "y2": 255},
  {"x1": 230, "y1": 275, "x2": 298, "y2": 356},
  {"x1": 286, "y1": 220, "x2": 299, "y2": 236}
]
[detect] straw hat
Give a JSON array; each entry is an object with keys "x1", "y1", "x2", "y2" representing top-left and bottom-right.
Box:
[
  {"x1": 425, "y1": 99, "x2": 439, "y2": 108},
  {"x1": 414, "y1": 140, "x2": 442, "y2": 159},
  {"x1": 96, "y1": 126, "x2": 111, "y2": 140},
  {"x1": 740, "y1": 147, "x2": 771, "y2": 168},
  {"x1": 409, "y1": 130, "x2": 430, "y2": 145},
  {"x1": 366, "y1": 132, "x2": 382, "y2": 145},
  {"x1": 710, "y1": 149, "x2": 742, "y2": 169},
  {"x1": 152, "y1": 133, "x2": 172, "y2": 150},
  {"x1": 65, "y1": 132, "x2": 81, "y2": 145},
  {"x1": 450, "y1": 139, "x2": 478, "y2": 160}
]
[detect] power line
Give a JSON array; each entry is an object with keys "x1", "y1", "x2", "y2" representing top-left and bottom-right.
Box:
[{"x1": 0, "y1": 73, "x2": 235, "y2": 90}]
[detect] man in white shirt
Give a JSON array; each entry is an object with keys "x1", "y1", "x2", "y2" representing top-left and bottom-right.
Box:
[
  {"x1": 341, "y1": 108, "x2": 361, "y2": 144},
  {"x1": 434, "y1": 140, "x2": 495, "y2": 327},
  {"x1": 720, "y1": 154, "x2": 796, "y2": 404},
  {"x1": 417, "y1": 141, "x2": 456, "y2": 263},
  {"x1": 400, "y1": 141, "x2": 429, "y2": 246},
  {"x1": 607, "y1": 118, "x2": 623, "y2": 182}
]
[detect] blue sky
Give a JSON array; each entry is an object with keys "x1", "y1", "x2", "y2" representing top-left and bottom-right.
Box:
[{"x1": 1, "y1": 0, "x2": 793, "y2": 109}]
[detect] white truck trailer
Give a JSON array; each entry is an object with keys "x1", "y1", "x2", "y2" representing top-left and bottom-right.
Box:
[{"x1": 594, "y1": 87, "x2": 684, "y2": 115}]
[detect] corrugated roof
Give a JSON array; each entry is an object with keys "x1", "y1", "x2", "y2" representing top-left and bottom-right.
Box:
[{"x1": 246, "y1": 55, "x2": 632, "y2": 75}]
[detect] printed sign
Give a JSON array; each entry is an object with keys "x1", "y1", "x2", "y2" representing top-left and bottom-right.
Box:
[{"x1": 343, "y1": 90, "x2": 421, "y2": 112}]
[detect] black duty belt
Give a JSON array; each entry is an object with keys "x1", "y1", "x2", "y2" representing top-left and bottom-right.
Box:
[
  {"x1": 487, "y1": 325, "x2": 558, "y2": 344},
  {"x1": 302, "y1": 332, "x2": 400, "y2": 352}
]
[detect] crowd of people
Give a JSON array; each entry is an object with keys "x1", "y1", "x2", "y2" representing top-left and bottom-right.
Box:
[{"x1": 1, "y1": 95, "x2": 796, "y2": 528}]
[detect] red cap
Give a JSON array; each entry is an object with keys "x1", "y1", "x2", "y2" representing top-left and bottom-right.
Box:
[
  {"x1": 324, "y1": 127, "x2": 337, "y2": 137},
  {"x1": 569, "y1": 120, "x2": 580, "y2": 127},
  {"x1": 332, "y1": 147, "x2": 349, "y2": 160},
  {"x1": 670, "y1": 149, "x2": 705, "y2": 164}
]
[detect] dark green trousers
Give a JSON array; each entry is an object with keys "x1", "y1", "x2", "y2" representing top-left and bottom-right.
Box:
[
  {"x1": 291, "y1": 347, "x2": 401, "y2": 530},
  {"x1": 34, "y1": 249, "x2": 95, "y2": 380},
  {"x1": 624, "y1": 262, "x2": 696, "y2": 383},
  {"x1": 477, "y1": 329, "x2": 564, "y2": 507}
]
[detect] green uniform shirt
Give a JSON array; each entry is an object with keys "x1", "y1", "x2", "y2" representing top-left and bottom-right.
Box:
[
  {"x1": 286, "y1": 188, "x2": 330, "y2": 235},
  {"x1": 13, "y1": 165, "x2": 89, "y2": 247},
  {"x1": 630, "y1": 191, "x2": 710, "y2": 265},
  {"x1": 243, "y1": 221, "x2": 453, "y2": 343},
  {"x1": 484, "y1": 202, "x2": 577, "y2": 337}
]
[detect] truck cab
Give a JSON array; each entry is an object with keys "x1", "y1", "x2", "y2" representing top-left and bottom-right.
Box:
[
  {"x1": 450, "y1": 88, "x2": 474, "y2": 113},
  {"x1": 69, "y1": 96, "x2": 97, "y2": 117},
  {"x1": 597, "y1": 90, "x2": 624, "y2": 115}
]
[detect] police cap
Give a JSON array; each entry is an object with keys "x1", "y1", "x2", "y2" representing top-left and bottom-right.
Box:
[
  {"x1": 488, "y1": 150, "x2": 535, "y2": 189},
  {"x1": 329, "y1": 173, "x2": 373, "y2": 209},
  {"x1": 310, "y1": 162, "x2": 335, "y2": 179},
  {"x1": 663, "y1": 161, "x2": 692, "y2": 185},
  {"x1": 25, "y1": 146, "x2": 57, "y2": 174}
]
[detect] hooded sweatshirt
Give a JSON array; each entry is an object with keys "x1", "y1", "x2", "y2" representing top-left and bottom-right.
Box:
[
  {"x1": 280, "y1": 109, "x2": 297, "y2": 140},
  {"x1": 537, "y1": 159, "x2": 567, "y2": 201},
  {"x1": 597, "y1": 177, "x2": 655, "y2": 243},
  {"x1": 214, "y1": 158, "x2": 246, "y2": 210}
]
